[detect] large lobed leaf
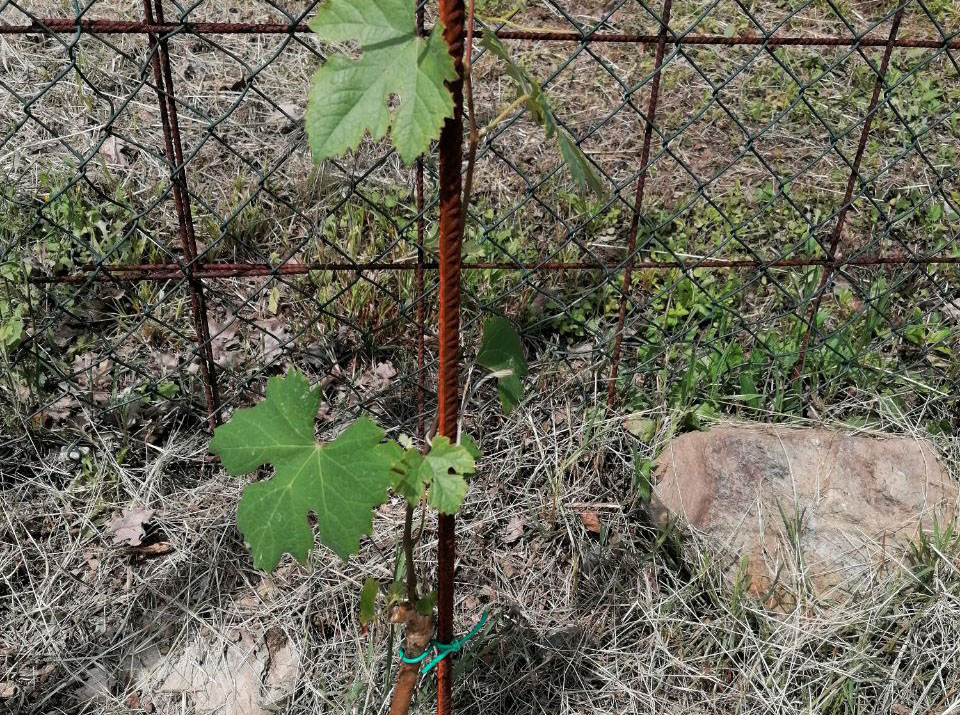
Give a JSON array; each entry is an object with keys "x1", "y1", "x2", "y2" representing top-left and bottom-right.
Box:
[
  {"x1": 306, "y1": 0, "x2": 457, "y2": 164},
  {"x1": 210, "y1": 371, "x2": 402, "y2": 569}
]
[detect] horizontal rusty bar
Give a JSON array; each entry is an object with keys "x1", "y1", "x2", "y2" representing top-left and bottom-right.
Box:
[
  {"x1": 0, "y1": 19, "x2": 957, "y2": 50},
  {"x1": 26, "y1": 253, "x2": 960, "y2": 283}
]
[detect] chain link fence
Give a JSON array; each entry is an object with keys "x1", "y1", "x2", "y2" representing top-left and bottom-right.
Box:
[{"x1": 2, "y1": 0, "x2": 959, "y2": 447}]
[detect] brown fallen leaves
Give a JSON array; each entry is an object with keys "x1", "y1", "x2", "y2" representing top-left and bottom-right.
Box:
[
  {"x1": 578, "y1": 509, "x2": 602, "y2": 534},
  {"x1": 502, "y1": 515, "x2": 525, "y2": 544},
  {"x1": 106, "y1": 508, "x2": 155, "y2": 546}
]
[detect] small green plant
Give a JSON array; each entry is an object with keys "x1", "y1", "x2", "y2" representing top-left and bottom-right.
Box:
[
  {"x1": 214, "y1": 4, "x2": 549, "y2": 707},
  {"x1": 211, "y1": 370, "x2": 486, "y2": 568},
  {"x1": 304, "y1": 0, "x2": 601, "y2": 190},
  {"x1": 211, "y1": 317, "x2": 526, "y2": 712}
]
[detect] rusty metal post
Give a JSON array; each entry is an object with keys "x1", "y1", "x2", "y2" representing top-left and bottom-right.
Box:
[
  {"x1": 606, "y1": 0, "x2": 674, "y2": 407},
  {"x1": 143, "y1": 0, "x2": 221, "y2": 429},
  {"x1": 795, "y1": 3, "x2": 906, "y2": 380},
  {"x1": 436, "y1": 0, "x2": 466, "y2": 711}
]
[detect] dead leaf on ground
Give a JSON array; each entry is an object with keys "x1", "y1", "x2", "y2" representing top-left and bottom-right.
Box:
[
  {"x1": 502, "y1": 516, "x2": 525, "y2": 544},
  {"x1": 0, "y1": 682, "x2": 16, "y2": 698},
  {"x1": 141, "y1": 627, "x2": 299, "y2": 715},
  {"x1": 124, "y1": 691, "x2": 150, "y2": 710},
  {"x1": 208, "y1": 313, "x2": 241, "y2": 368},
  {"x1": 129, "y1": 542, "x2": 173, "y2": 558},
  {"x1": 578, "y1": 509, "x2": 602, "y2": 534},
  {"x1": 76, "y1": 665, "x2": 114, "y2": 703},
  {"x1": 100, "y1": 135, "x2": 131, "y2": 166},
  {"x1": 254, "y1": 316, "x2": 291, "y2": 362},
  {"x1": 107, "y1": 507, "x2": 155, "y2": 546},
  {"x1": 357, "y1": 361, "x2": 396, "y2": 392}
]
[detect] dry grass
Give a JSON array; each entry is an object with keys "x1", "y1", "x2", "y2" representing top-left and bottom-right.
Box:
[
  {"x1": 2, "y1": 358, "x2": 960, "y2": 714},
  {"x1": 1, "y1": 0, "x2": 958, "y2": 428},
  {"x1": 2, "y1": 2, "x2": 960, "y2": 711}
]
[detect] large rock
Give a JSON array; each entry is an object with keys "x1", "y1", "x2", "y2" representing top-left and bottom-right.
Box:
[{"x1": 651, "y1": 426, "x2": 957, "y2": 599}]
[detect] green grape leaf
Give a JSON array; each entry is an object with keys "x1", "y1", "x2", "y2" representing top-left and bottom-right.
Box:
[
  {"x1": 424, "y1": 435, "x2": 475, "y2": 514},
  {"x1": 392, "y1": 448, "x2": 428, "y2": 505},
  {"x1": 306, "y1": 0, "x2": 457, "y2": 164},
  {"x1": 428, "y1": 469, "x2": 469, "y2": 514},
  {"x1": 558, "y1": 131, "x2": 607, "y2": 196},
  {"x1": 479, "y1": 32, "x2": 602, "y2": 195},
  {"x1": 210, "y1": 371, "x2": 402, "y2": 569},
  {"x1": 359, "y1": 577, "x2": 379, "y2": 626},
  {"x1": 422, "y1": 436, "x2": 476, "y2": 480},
  {"x1": 391, "y1": 436, "x2": 477, "y2": 513},
  {"x1": 476, "y1": 316, "x2": 528, "y2": 414},
  {"x1": 459, "y1": 432, "x2": 482, "y2": 461}
]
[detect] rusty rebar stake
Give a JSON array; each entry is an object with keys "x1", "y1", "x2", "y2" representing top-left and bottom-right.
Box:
[
  {"x1": 416, "y1": 2, "x2": 427, "y2": 447},
  {"x1": 436, "y1": 0, "x2": 466, "y2": 711},
  {"x1": 143, "y1": 0, "x2": 221, "y2": 429},
  {"x1": 607, "y1": 0, "x2": 674, "y2": 407},
  {"x1": 795, "y1": 3, "x2": 906, "y2": 382}
]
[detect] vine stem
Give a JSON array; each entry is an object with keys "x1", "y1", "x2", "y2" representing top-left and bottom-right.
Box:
[
  {"x1": 461, "y1": 0, "x2": 479, "y2": 218},
  {"x1": 402, "y1": 503, "x2": 418, "y2": 602},
  {"x1": 389, "y1": 6, "x2": 431, "y2": 714},
  {"x1": 478, "y1": 14, "x2": 564, "y2": 34},
  {"x1": 480, "y1": 94, "x2": 531, "y2": 137},
  {"x1": 462, "y1": 3, "x2": 529, "y2": 229}
]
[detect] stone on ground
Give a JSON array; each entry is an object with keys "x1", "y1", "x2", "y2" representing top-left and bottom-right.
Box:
[{"x1": 651, "y1": 425, "x2": 957, "y2": 600}]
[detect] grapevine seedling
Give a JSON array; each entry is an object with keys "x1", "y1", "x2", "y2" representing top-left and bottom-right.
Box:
[
  {"x1": 211, "y1": 319, "x2": 525, "y2": 712},
  {"x1": 208, "y1": 0, "x2": 586, "y2": 709}
]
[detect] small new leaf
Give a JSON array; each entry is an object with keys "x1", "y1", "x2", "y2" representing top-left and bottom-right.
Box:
[
  {"x1": 459, "y1": 433, "x2": 482, "y2": 460},
  {"x1": 476, "y1": 317, "x2": 528, "y2": 414},
  {"x1": 210, "y1": 371, "x2": 402, "y2": 569},
  {"x1": 391, "y1": 436, "x2": 477, "y2": 514},
  {"x1": 415, "y1": 590, "x2": 437, "y2": 616},
  {"x1": 360, "y1": 577, "x2": 379, "y2": 626},
  {"x1": 429, "y1": 468, "x2": 469, "y2": 514},
  {"x1": 422, "y1": 436, "x2": 476, "y2": 481},
  {"x1": 424, "y1": 436, "x2": 474, "y2": 514},
  {"x1": 306, "y1": 0, "x2": 457, "y2": 164},
  {"x1": 480, "y1": 32, "x2": 602, "y2": 195},
  {"x1": 392, "y1": 448, "x2": 428, "y2": 505}
]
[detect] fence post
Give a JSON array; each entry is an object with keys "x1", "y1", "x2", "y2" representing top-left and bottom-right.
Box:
[
  {"x1": 607, "y1": 0, "x2": 674, "y2": 408},
  {"x1": 795, "y1": 3, "x2": 906, "y2": 382},
  {"x1": 142, "y1": 0, "x2": 221, "y2": 429},
  {"x1": 436, "y1": 0, "x2": 466, "y2": 711}
]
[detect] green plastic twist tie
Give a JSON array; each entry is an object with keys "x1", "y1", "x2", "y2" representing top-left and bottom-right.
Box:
[{"x1": 399, "y1": 611, "x2": 489, "y2": 674}]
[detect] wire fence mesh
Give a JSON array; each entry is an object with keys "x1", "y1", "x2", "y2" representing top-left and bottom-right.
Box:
[{"x1": 2, "y1": 0, "x2": 959, "y2": 448}]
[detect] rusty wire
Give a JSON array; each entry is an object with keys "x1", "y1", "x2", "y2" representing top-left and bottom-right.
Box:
[{"x1": 2, "y1": 18, "x2": 959, "y2": 50}]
